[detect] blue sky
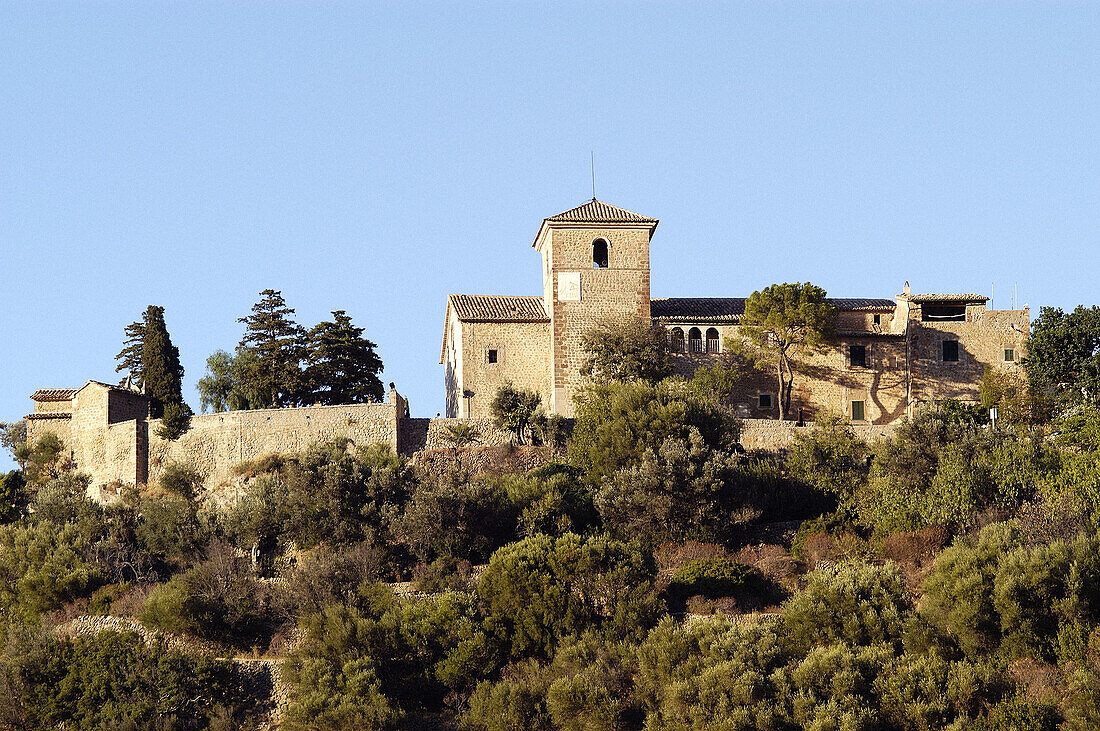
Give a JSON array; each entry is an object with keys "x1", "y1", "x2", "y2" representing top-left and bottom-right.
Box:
[{"x1": 2, "y1": 2, "x2": 1099, "y2": 470}]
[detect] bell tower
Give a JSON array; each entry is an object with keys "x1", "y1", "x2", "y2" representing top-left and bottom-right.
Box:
[{"x1": 532, "y1": 199, "x2": 658, "y2": 416}]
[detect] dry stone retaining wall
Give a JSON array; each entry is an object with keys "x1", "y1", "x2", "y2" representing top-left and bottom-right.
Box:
[{"x1": 739, "y1": 418, "x2": 895, "y2": 452}]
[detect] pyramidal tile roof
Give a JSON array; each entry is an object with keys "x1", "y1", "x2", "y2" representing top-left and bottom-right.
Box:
[{"x1": 545, "y1": 199, "x2": 657, "y2": 224}]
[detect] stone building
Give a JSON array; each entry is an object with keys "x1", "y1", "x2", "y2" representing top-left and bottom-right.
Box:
[{"x1": 441, "y1": 199, "x2": 1029, "y2": 423}]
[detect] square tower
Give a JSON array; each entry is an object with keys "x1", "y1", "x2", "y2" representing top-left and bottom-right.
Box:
[{"x1": 532, "y1": 199, "x2": 659, "y2": 416}]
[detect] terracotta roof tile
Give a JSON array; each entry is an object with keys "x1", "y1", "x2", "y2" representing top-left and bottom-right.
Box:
[
  {"x1": 905, "y1": 293, "x2": 989, "y2": 303},
  {"x1": 830, "y1": 298, "x2": 897, "y2": 311},
  {"x1": 31, "y1": 388, "x2": 77, "y2": 402},
  {"x1": 26, "y1": 412, "x2": 71, "y2": 419},
  {"x1": 651, "y1": 297, "x2": 896, "y2": 323},
  {"x1": 448, "y1": 294, "x2": 549, "y2": 323},
  {"x1": 651, "y1": 298, "x2": 745, "y2": 323},
  {"x1": 545, "y1": 199, "x2": 657, "y2": 224}
]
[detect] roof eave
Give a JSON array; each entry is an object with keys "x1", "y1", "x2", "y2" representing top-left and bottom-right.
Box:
[{"x1": 532, "y1": 219, "x2": 659, "y2": 250}]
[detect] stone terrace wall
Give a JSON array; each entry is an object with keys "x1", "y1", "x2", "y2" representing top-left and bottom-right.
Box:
[
  {"x1": 147, "y1": 402, "x2": 399, "y2": 502},
  {"x1": 739, "y1": 418, "x2": 895, "y2": 453}
]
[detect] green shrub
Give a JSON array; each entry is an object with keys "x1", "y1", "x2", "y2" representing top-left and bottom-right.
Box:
[
  {"x1": 139, "y1": 541, "x2": 275, "y2": 647},
  {"x1": 395, "y1": 472, "x2": 517, "y2": 563},
  {"x1": 568, "y1": 380, "x2": 739, "y2": 483},
  {"x1": 0, "y1": 471, "x2": 25, "y2": 523},
  {"x1": 478, "y1": 533, "x2": 661, "y2": 659},
  {"x1": 0, "y1": 520, "x2": 99, "y2": 619},
  {"x1": 782, "y1": 562, "x2": 912, "y2": 654},
  {"x1": 665, "y1": 557, "x2": 762, "y2": 611},
  {"x1": 157, "y1": 461, "x2": 203, "y2": 499},
  {"x1": 787, "y1": 413, "x2": 870, "y2": 500},
  {"x1": 13, "y1": 631, "x2": 249, "y2": 730},
  {"x1": 88, "y1": 582, "x2": 131, "y2": 616}
]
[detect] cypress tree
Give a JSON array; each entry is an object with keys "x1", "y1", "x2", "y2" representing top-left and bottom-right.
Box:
[
  {"x1": 237, "y1": 290, "x2": 306, "y2": 408},
  {"x1": 302, "y1": 310, "x2": 384, "y2": 404},
  {"x1": 140, "y1": 305, "x2": 187, "y2": 419}
]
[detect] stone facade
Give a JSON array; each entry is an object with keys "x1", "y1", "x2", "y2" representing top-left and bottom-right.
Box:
[{"x1": 442, "y1": 200, "x2": 1029, "y2": 424}]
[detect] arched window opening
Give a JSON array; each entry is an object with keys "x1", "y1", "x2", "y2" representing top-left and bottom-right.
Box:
[
  {"x1": 670, "y1": 328, "x2": 684, "y2": 353},
  {"x1": 705, "y1": 328, "x2": 720, "y2": 354},
  {"x1": 688, "y1": 327, "x2": 703, "y2": 353},
  {"x1": 592, "y1": 239, "x2": 609, "y2": 268}
]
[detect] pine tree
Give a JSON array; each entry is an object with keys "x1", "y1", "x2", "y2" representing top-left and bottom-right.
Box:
[
  {"x1": 237, "y1": 290, "x2": 306, "y2": 408},
  {"x1": 114, "y1": 320, "x2": 145, "y2": 388},
  {"x1": 302, "y1": 310, "x2": 384, "y2": 404},
  {"x1": 140, "y1": 305, "x2": 187, "y2": 419}
]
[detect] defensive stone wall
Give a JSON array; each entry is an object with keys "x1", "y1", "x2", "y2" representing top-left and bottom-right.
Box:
[
  {"x1": 399, "y1": 417, "x2": 513, "y2": 453},
  {"x1": 147, "y1": 402, "x2": 401, "y2": 501}
]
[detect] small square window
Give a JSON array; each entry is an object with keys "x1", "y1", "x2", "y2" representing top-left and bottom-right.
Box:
[
  {"x1": 758, "y1": 394, "x2": 772, "y2": 409},
  {"x1": 849, "y1": 344, "x2": 867, "y2": 368},
  {"x1": 873, "y1": 314, "x2": 881, "y2": 325},
  {"x1": 1004, "y1": 349, "x2": 1015, "y2": 362},
  {"x1": 942, "y1": 340, "x2": 959, "y2": 362},
  {"x1": 487, "y1": 349, "x2": 498, "y2": 364},
  {"x1": 851, "y1": 400, "x2": 866, "y2": 421}
]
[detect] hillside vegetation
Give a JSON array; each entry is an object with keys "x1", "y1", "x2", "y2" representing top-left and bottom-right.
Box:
[{"x1": 1, "y1": 307, "x2": 1100, "y2": 729}]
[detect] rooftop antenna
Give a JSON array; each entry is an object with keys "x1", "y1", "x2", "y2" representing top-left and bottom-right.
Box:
[{"x1": 591, "y1": 152, "x2": 596, "y2": 200}]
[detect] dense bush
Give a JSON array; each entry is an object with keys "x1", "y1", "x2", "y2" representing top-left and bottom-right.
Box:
[
  {"x1": 665, "y1": 557, "x2": 764, "y2": 612},
  {"x1": 140, "y1": 540, "x2": 278, "y2": 647},
  {"x1": 7, "y1": 631, "x2": 251, "y2": 730},
  {"x1": 224, "y1": 440, "x2": 413, "y2": 551},
  {"x1": 465, "y1": 633, "x2": 637, "y2": 731},
  {"x1": 786, "y1": 413, "x2": 869, "y2": 500},
  {"x1": 503, "y1": 464, "x2": 596, "y2": 538},
  {"x1": 855, "y1": 405, "x2": 1055, "y2": 534},
  {"x1": 395, "y1": 471, "x2": 517, "y2": 563},
  {"x1": 781, "y1": 562, "x2": 912, "y2": 654},
  {"x1": 284, "y1": 583, "x2": 497, "y2": 727},
  {"x1": 0, "y1": 520, "x2": 99, "y2": 620},
  {"x1": 479, "y1": 533, "x2": 662, "y2": 659},
  {"x1": 569, "y1": 380, "x2": 739, "y2": 483},
  {"x1": 921, "y1": 521, "x2": 1100, "y2": 663}
]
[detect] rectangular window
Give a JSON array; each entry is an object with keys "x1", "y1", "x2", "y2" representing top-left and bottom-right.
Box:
[
  {"x1": 942, "y1": 340, "x2": 959, "y2": 362},
  {"x1": 758, "y1": 394, "x2": 772, "y2": 409},
  {"x1": 1004, "y1": 349, "x2": 1015, "y2": 362},
  {"x1": 851, "y1": 400, "x2": 866, "y2": 422},
  {"x1": 487, "y1": 349, "x2": 498, "y2": 364},
  {"x1": 873, "y1": 314, "x2": 881, "y2": 325},
  {"x1": 923, "y1": 305, "x2": 966, "y2": 322},
  {"x1": 849, "y1": 344, "x2": 867, "y2": 368}
]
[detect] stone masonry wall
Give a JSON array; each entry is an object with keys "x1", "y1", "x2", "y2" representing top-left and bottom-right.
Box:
[
  {"x1": 546, "y1": 226, "x2": 651, "y2": 417},
  {"x1": 667, "y1": 324, "x2": 910, "y2": 424},
  {"x1": 147, "y1": 402, "x2": 399, "y2": 504},
  {"x1": 458, "y1": 320, "x2": 551, "y2": 420},
  {"x1": 400, "y1": 417, "x2": 515, "y2": 453},
  {"x1": 908, "y1": 306, "x2": 1028, "y2": 405},
  {"x1": 739, "y1": 418, "x2": 895, "y2": 452},
  {"x1": 25, "y1": 417, "x2": 72, "y2": 451}
]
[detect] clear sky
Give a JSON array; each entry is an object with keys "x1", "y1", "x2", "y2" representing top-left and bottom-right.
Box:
[{"x1": 3, "y1": 2, "x2": 1099, "y2": 470}]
